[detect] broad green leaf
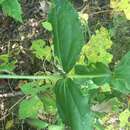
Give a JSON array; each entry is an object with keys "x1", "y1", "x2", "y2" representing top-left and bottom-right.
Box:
[
  {"x1": 42, "y1": 21, "x2": 53, "y2": 31},
  {"x1": 81, "y1": 27, "x2": 113, "y2": 64},
  {"x1": 20, "y1": 82, "x2": 50, "y2": 96},
  {"x1": 75, "y1": 62, "x2": 112, "y2": 85},
  {"x1": 55, "y1": 78, "x2": 94, "y2": 130},
  {"x1": 111, "y1": 52, "x2": 130, "y2": 94},
  {"x1": 49, "y1": 0, "x2": 84, "y2": 73},
  {"x1": 19, "y1": 96, "x2": 43, "y2": 119},
  {"x1": 27, "y1": 119, "x2": 48, "y2": 129},
  {"x1": 1, "y1": 0, "x2": 22, "y2": 22}
]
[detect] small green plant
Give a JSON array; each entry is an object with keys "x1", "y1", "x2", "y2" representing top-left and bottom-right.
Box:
[
  {"x1": 0, "y1": 54, "x2": 16, "y2": 73},
  {"x1": 31, "y1": 39, "x2": 52, "y2": 61},
  {"x1": 0, "y1": 0, "x2": 130, "y2": 130},
  {"x1": 0, "y1": 0, "x2": 22, "y2": 22},
  {"x1": 81, "y1": 27, "x2": 113, "y2": 64}
]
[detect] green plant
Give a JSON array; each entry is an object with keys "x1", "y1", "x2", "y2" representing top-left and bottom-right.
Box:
[
  {"x1": 119, "y1": 109, "x2": 130, "y2": 128},
  {"x1": 0, "y1": 0, "x2": 22, "y2": 22},
  {"x1": 111, "y1": 0, "x2": 130, "y2": 20},
  {"x1": 31, "y1": 39, "x2": 52, "y2": 61},
  {"x1": 0, "y1": 0, "x2": 130, "y2": 130},
  {"x1": 0, "y1": 54, "x2": 16, "y2": 73},
  {"x1": 80, "y1": 27, "x2": 113, "y2": 65}
]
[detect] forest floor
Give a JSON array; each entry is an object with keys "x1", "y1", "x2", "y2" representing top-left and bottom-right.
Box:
[{"x1": 0, "y1": 0, "x2": 51, "y2": 130}]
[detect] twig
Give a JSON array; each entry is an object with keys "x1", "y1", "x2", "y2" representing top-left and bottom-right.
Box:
[
  {"x1": 90, "y1": 9, "x2": 112, "y2": 16},
  {"x1": 0, "y1": 91, "x2": 23, "y2": 98}
]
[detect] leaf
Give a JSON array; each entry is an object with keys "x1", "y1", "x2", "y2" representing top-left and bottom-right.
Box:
[
  {"x1": 111, "y1": 0, "x2": 130, "y2": 20},
  {"x1": 1, "y1": 0, "x2": 22, "y2": 22},
  {"x1": 20, "y1": 82, "x2": 50, "y2": 96},
  {"x1": 0, "y1": 54, "x2": 9, "y2": 63},
  {"x1": 19, "y1": 96, "x2": 43, "y2": 119},
  {"x1": 119, "y1": 109, "x2": 130, "y2": 127},
  {"x1": 5, "y1": 120, "x2": 14, "y2": 130},
  {"x1": 0, "y1": 0, "x2": 5, "y2": 4},
  {"x1": 124, "y1": 7, "x2": 130, "y2": 20},
  {"x1": 0, "y1": 54, "x2": 16, "y2": 73},
  {"x1": 91, "y1": 98, "x2": 120, "y2": 113},
  {"x1": 40, "y1": 94, "x2": 57, "y2": 114},
  {"x1": 88, "y1": 28, "x2": 112, "y2": 64},
  {"x1": 118, "y1": 0, "x2": 130, "y2": 20},
  {"x1": 48, "y1": 125, "x2": 64, "y2": 130},
  {"x1": 111, "y1": 52, "x2": 130, "y2": 94},
  {"x1": 27, "y1": 119, "x2": 48, "y2": 129},
  {"x1": 0, "y1": 62, "x2": 16, "y2": 72},
  {"x1": 75, "y1": 62, "x2": 112, "y2": 85},
  {"x1": 31, "y1": 39, "x2": 51, "y2": 61},
  {"x1": 42, "y1": 21, "x2": 53, "y2": 31},
  {"x1": 49, "y1": 0, "x2": 84, "y2": 73},
  {"x1": 55, "y1": 78, "x2": 94, "y2": 130},
  {"x1": 94, "y1": 120, "x2": 104, "y2": 130},
  {"x1": 81, "y1": 27, "x2": 113, "y2": 64}
]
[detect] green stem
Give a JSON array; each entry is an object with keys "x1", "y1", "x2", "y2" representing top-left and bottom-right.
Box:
[
  {"x1": 0, "y1": 74, "x2": 110, "y2": 80},
  {"x1": 0, "y1": 75, "x2": 61, "y2": 80},
  {"x1": 70, "y1": 74, "x2": 110, "y2": 79}
]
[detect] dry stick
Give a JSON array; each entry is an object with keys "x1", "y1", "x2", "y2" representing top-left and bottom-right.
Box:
[
  {"x1": 0, "y1": 91, "x2": 23, "y2": 98},
  {"x1": 90, "y1": 9, "x2": 112, "y2": 16},
  {"x1": 81, "y1": 4, "x2": 89, "y2": 13},
  {"x1": 7, "y1": 79, "x2": 15, "y2": 93}
]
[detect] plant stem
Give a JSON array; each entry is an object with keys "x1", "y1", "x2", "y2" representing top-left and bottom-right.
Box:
[
  {"x1": 0, "y1": 74, "x2": 110, "y2": 80},
  {"x1": 70, "y1": 74, "x2": 110, "y2": 79},
  {"x1": 0, "y1": 74, "x2": 61, "y2": 80}
]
